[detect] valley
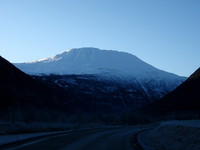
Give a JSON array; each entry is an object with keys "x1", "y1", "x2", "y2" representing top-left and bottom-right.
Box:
[{"x1": 0, "y1": 48, "x2": 199, "y2": 150}]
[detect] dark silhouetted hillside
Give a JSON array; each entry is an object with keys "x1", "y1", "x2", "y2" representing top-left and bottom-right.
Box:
[
  {"x1": 146, "y1": 68, "x2": 200, "y2": 112},
  {"x1": 0, "y1": 56, "x2": 69, "y2": 122}
]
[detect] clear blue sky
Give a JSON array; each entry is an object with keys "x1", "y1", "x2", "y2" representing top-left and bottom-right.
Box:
[{"x1": 0, "y1": 0, "x2": 199, "y2": 77}]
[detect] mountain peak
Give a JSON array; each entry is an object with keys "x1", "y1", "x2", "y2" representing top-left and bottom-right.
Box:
[
  {"x1": 14, "y1": 47, "x2": 185, "y2": 82},
  {"x1": 29, "y1": 47, "x2": 121, "y2": 63}
]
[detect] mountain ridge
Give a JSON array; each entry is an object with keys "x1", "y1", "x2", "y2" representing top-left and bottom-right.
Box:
[{"x1": 14, "y1": 47, "x2": 185, "y2": 80}]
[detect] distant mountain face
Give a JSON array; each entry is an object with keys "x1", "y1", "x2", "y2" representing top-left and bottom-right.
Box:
[
  {"x1": 14, "y1": 47, "x2": 186, "y2": 103},
  {"x1": 146, "y1": 67, "x2": 200, "y2": 112},
  {"x1": 14, "y1": 48, "x2": 183, "y2": 79},
  {"x1": 15, "y1": 47, "x2": 156, "y2": 76}
]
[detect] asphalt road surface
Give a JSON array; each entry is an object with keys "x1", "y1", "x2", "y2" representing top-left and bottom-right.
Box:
[{"x1": 4, "y1": 127, "x2": 145, "y2": 150}]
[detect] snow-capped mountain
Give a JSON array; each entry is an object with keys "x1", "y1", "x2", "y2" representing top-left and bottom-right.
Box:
[
  {"x1": 14, "y1": 47, "x2": 186, "y2": 102},
  {"x1": 15, "y1": 47, "x2": 183, "y2": 79}
]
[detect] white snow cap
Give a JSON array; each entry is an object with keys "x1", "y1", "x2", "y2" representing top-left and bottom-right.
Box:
[{"x1": 14, "y1": 47, "x2": 184, "y2": 80}]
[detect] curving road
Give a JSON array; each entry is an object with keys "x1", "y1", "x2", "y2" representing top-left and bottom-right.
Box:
[{"x1": 4, "y1": 127, "x2": 145, "y2": 150}]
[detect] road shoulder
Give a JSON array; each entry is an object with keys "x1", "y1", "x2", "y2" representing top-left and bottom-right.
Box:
[{"x1": 137, "y1": 120, "x2": 200, "y2": 150}]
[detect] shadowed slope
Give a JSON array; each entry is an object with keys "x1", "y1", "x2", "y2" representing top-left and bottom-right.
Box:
[
  {"x1": 147, "y1": 68, "x2": 200, "y2": 112},
  {"x1": 0, "y1": 56, "x2": 68, "y2": 122}
]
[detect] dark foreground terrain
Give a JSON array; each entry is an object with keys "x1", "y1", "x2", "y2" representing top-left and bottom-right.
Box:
[{"x1": 1, "y1": 127, "x2": 149, "y2": 150}]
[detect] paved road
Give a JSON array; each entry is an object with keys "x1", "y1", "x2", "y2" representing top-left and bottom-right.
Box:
[{"x1": 4, "y1": 127, "x2": 145, "y2": 150}]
